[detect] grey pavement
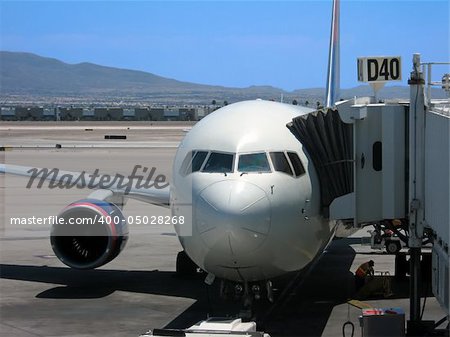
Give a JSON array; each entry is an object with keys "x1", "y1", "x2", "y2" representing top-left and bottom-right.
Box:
[{"x1": 0, "y1": 123, "x2": 446, "y2": 336}]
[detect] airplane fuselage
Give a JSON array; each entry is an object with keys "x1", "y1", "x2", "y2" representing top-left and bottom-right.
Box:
[{"x1": 171, "y1": 100, "x2": 336, "y2": 282}]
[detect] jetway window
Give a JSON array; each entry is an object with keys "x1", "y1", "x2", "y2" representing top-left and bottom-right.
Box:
[
  {"x1": 203, "y1": 152, "x2": 234, "y2": 173},
  {"x1": 238, "y1": 153, "x2": 271, "y2": 173},
  {"x1": 287, "y1": 152, "x2": 306, "y2": 177},
  {"x1": 180, "y1": 151, "x2": 208, "y2": 176},
  {"x1": 270, "y1": 152, "x2": 293, "y2": 176},
  {"x1": 373, "y1": 141, "x2": 382, "y2": 171}
]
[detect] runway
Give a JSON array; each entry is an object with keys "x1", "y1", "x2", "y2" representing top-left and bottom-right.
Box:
[
  {"x1": 0, "y1": 122, "x2": 446, "y2": 336},
  {"x1": 0, "y1": 121, "x2": 189, "y2": 148}
]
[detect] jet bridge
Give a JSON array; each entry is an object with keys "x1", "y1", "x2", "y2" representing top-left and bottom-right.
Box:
[
  {"x1": 287, "y1": 99, "x2": 407, "y2": 223},
  {"x1": 287, "y1": 108, "x2": 353, "y2": 214},
  {"x1": 287, "y1": 54, "x2": 450, "y2": 329}
]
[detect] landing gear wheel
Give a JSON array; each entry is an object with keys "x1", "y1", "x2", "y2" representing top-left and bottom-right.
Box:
[
  {"x1": 176, "y1": 251, "x2": 198, "y2": 277},
  {"x1": 386, "y1": 241, "x2": 401, "y2": 254}
]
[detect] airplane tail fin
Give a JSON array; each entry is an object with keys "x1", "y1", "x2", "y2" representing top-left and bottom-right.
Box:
[{"x1": 325, "y1": 0, "x2": 340, "y2": 108}]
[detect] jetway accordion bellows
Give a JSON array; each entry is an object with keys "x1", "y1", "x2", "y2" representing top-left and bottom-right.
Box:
[{"x1": 287, "y1": 108, "x2": 353, "y2": 210}]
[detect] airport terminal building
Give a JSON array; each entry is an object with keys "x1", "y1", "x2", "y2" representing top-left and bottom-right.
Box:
[{"x1": 0, "y1": 105, "x2": 211, "y2": 121}]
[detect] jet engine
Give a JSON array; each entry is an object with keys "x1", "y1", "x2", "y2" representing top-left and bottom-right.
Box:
[{"x1": 50, "y1": 199, "x2": 128, "y2": 269}]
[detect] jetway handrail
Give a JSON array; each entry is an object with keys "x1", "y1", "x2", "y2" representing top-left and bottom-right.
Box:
[{"x1": 420, "y1": 61, "x2": 450, "y2": 106}]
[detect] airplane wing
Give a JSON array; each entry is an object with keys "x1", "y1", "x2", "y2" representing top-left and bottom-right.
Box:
[{"x1": 0, "y1": 163, "x2": 170, "y2": 207}]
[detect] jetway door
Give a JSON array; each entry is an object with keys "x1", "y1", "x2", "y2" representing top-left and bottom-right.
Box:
[{"x1": 354, "y1": 104, "x2": 408, "y2": 223}]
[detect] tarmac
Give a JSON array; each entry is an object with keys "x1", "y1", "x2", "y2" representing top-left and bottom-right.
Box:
[{"x1": 0, "y1": 122, "x2": 447, "y2": 336}]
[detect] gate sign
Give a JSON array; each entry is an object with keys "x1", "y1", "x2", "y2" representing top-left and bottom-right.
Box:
[{"x1": 357, "y1": 56, "x2": 402, "y2": 82}]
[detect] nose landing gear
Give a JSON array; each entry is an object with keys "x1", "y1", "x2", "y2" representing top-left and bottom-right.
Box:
[{"x1": 218, "y1": 279, "x2": 275, "y2": 319}]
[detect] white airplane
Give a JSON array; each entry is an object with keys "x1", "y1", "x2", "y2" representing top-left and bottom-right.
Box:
[
  {"x1": 1, "y1": 0, "x2": 341, "y2": 301},
  {"x1": 172, "y1": 100, "x2": 329, "y2": 284}
]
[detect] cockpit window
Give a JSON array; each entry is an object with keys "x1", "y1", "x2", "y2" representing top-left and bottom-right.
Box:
[
  {"x1": 238, "y1": 153, "x2": 271, "y2": 173},
  {"x1": 191, "y1": 151, "x2": 208, "y2": 172},
  {"x1": 180, "y1": 150, "x2": 208, "y2": 176},
  {"x1": 287, "y1": 152, "x2": 306, "y2": 177},
  {"x1": 270, "y1": 152, "x2": 293, "y2": 176},
  {"x1": 180, "y1": 152, "x2": 193, "y2": 176},
  {"x1": 202, "y1": 152, "x2": 234, "y2": 173}
]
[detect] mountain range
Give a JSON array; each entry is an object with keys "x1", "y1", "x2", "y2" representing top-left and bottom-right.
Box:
[{"x1": 1, "y1": 51, "x2": 447, "y2": 104}]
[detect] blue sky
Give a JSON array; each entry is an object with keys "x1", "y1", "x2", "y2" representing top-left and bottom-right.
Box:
[{"x1": 1, "y1": 0, "x2": 449, "y2": 90}]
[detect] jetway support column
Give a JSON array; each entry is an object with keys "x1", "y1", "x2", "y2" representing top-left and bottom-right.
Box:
[
  {"x1": 409, "y1": 247, "x2": 421, "y2": 321},
  {"x1": 407, "y1": 53, "x2": 426, "y2": 331}
]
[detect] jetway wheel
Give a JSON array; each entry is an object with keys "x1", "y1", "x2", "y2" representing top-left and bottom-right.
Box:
[{"x1": 385, "y1": 241, "x2": 401, "y2": 254}]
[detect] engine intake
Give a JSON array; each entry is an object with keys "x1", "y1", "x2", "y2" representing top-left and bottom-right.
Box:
[{"x1": 51, "y1": 199, "x2": 128, "y2": 269}]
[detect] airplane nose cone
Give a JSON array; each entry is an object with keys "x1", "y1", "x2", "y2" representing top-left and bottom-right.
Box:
[{"x1": 195, "y1": 180, "x2": 271, "y2": 258}]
